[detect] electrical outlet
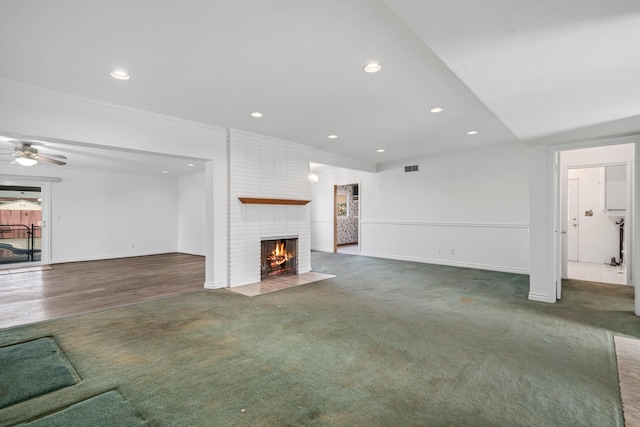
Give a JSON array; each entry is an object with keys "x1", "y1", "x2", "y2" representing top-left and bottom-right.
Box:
[
  {"x1": 436, "y1": 247, "x2": 441, "y2": 254},
  {"x1": 450, "y1": 248, "x2": 455, "y2": 255}
]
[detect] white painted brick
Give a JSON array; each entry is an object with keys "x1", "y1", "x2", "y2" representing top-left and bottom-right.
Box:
[{"x1": 228, "y1": 129, "x2": 312, "y2": 284}]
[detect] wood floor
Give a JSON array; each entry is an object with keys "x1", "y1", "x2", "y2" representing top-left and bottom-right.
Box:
[{"x1": 0, "y1": 253, "x2": 205, "y2": 330}]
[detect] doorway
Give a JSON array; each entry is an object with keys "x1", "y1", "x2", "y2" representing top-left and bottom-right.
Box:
[
  {"x1": 564, "y1": 166, "x2": 627, "y2": 285},
  {"x1": 557, "y1": 143, "x2": 635, "y2": 297},
  {"x1": 334, "y1": 183, "x2": 359, "y2": 254},
  {"x1": 0, "y1": 182, "x2": 49, "y2": 267}
]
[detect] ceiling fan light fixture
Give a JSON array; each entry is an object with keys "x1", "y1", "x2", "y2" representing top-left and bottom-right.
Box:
[
  {"x1": 16, "y1": 157, "x2": 37, "y2": 167},
  {"x1": 430, "y1": 107, "x2": 445, "y2": 113}
]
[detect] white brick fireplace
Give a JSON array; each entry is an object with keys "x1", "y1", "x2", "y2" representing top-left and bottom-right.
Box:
[{"x1": 228, "y1": 129, "x2": 311, "y2": 287}]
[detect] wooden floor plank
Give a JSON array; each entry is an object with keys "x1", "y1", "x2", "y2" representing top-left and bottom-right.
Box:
[{"x1": 0, "y1": 253, "x2": 205, "y2": 329}]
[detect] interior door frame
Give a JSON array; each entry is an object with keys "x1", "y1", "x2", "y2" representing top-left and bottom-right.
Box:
[
  {"x1": 552, "y1": 136, "x2": 638, "y2": 314},
  {"x1": 554, "y1": 150, "x2": 562, "y2": 300},
  {"x1": 333, "y1": 182, "x2": 362, "y2": 254},
  {"x1": 333, "y1": 185, "x2": 337, "y2": 253}
]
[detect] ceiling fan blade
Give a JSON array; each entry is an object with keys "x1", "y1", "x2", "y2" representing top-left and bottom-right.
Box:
[
  {"x1": 40, "y1": 153, "x2": 67, "y2": 160},
  {"x1": 36, "y1": 155, "x2": 66, "y2": 165}
]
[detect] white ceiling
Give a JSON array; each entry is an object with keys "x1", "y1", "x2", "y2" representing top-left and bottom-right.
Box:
[
  {"x1": 0, "y1": 134, "x2": 207, "y2": 176},
  {"x1": 0, "y1": 0, "x2": 639, "y2": 172},
  {"x1": 386, "y1": 0, "x2": 640, "y2": 143}
]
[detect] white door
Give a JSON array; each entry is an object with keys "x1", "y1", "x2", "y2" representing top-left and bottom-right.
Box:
[{"x1": 567, "y1": 179, "x2": 580, "y2": 261}]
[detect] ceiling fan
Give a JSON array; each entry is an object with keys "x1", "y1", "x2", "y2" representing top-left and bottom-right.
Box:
[{"x1": 0, "y1": 141, "x2": 67, "y2": 166}]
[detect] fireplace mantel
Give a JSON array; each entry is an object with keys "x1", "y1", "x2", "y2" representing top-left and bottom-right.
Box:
[{"x1": 238, "y1": 198, "x2": 311, "y2": 206}]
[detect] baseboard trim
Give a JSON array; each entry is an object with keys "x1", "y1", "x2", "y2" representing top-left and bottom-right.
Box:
[
  {"x1": 311, "y1": 247, "x2": 335, "y2": 253},
  {"x1": 528, "y1": 292, "x2": 555, "y2": 303},
  {"x1": 204, "y1": 280, "x2": 227, "y2": 289},
  {"x1": 178, "y1": 250, "x2": 206, "y2": 257},
  {"x1": 359, "y1": 251, "x2": 530, "y2": 275},
  {"x1": 51, "y1": 250, "x2": 181, "y2": 265}
]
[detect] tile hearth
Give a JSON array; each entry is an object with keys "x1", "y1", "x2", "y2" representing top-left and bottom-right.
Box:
[{"x1": 227, "y1": 272, "x2": 335, "y2": 297}]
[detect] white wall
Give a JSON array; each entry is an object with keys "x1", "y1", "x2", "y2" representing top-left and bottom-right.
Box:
[
  {"x1": 228, "y1": 129, "x2": 312, "y2": 286},
  {"x1": 0, "y1": 164, "x2": 210, "y2": 264},
  {"x1": 178, "y1": 171, "x2": 205, "y2": 255},
  {"x1": 311, "y1": 142, "x2": 530, "y2": 274},
  {"x1": 311, "y1": 167, "x2": 370, "y2": 253},
  {"x1": 0, "y1": 79, "x2": 228, "y2": 287},
  {"x1": 561, "y1": 144, "x2": 634, "y2": 167},
  {"x1": 0, "y1": 164, "x2": 179, "y2": 263},
  {"x1": 0, "y1": 79, "x2": 225, "y2": 159},
  {"x1": 567, "y1": 167, "x2": 620, "y2": 263}
]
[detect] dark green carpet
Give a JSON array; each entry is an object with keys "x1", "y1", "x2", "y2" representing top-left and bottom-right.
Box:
[
  {"x1": 16, "y1": 390, "x2": 147, "y2": 427},
  {"x1": 0, "y1": 337, "x2": 78, "y2": 409},
  {"x1": 1, "y1": 252, "x2": 639, "y2": 426}
]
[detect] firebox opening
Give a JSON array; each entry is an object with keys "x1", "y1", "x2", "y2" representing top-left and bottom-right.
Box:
[{"x1": 261, "y1": 238, "x2": 298, "y2": 280}]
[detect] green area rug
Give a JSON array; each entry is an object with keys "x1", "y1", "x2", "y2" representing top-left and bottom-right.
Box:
[
  {"x1": 0, "y1": 337, "x2": 79, "y2": 409},
  {"x1": 16, "y1": 390, "x2": 148, "y2": 427}
]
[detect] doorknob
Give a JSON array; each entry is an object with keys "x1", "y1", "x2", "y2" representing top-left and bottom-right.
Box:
[
  {"x1": 561, "y1": 231, "x2": 567, "y2": 234},
  {"x1": 573, "y1": 224, "x2": 578, "y2": 227}
]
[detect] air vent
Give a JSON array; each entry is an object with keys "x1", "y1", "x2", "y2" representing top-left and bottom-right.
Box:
[{"x1": 404, "y1": 165, "x2": 419, "y2": 173}]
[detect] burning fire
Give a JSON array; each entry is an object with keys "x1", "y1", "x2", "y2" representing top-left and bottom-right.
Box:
[{"x1": 268, "y1": 241, "x2": 293, "y2": 268}]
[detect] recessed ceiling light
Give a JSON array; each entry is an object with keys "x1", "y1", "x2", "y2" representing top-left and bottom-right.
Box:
[
  {"x1": 328, "y1": 135, "x2": 338, "y2": 139},
  {"x1": 430, "y1": 107, "x2": 445, "y2": 113},
  {"x1": 377, "y1": 149, "x2": 385, "y2": 153},
  {"x1": 466, "y1": 130, "x2": 479, "y2": 135},
  {"x1": 110, "y1": 70, "x2": 130, "y2": 80},
  {"x1": 162, "y1": 170, "x2": 169, "y2": 174},
  {"x1": 364, "y1": 63, "x2": 382, "y2": 73},
  {"x1": 187, "y1": 163, "x2": 195, "y2": 167},
  {"x1": 250, "y1": 112, "x2": 263, "y2": 118}
]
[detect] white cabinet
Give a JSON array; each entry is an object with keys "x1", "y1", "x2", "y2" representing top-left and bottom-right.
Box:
[{"x1": 602, "y1": 165, "x2": 626, "y2": 216}]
